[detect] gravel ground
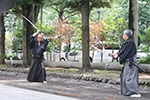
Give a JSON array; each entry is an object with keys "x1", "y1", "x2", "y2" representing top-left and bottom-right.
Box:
[{"x1": 0, "y1": 71, "x2": 150, "y2": 100}]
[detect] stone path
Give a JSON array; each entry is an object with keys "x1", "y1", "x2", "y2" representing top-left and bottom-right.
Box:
[{"x1": 0, "y1": 84, "x2": 79, "y2": 100}]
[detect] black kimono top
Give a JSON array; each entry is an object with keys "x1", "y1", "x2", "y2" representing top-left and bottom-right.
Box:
[
  {"x1": 117, "y1": 38, "x2": 136, "y2": 64},
  {"x1": 29, "y1": 35, "x2": 49, "y2": 56}
]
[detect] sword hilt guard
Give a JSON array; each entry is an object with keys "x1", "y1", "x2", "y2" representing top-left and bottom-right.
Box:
[{"x1": 108, "y1": 53, "x2": 118, "y2": 62}]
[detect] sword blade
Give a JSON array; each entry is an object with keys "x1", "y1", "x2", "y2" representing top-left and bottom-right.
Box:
[
  {"x1": 130, "y1": 62, "x2": 146, "y2": 73},
  {"x1": 22, "y1": 15, "x2": 38, "y2": 30}
]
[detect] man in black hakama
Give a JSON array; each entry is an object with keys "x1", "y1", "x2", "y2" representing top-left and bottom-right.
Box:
[
  {"x1": 111, "y1": 29, "x2": 141, "y2": 97},
  {"x1": 27, "y1": 30, "x2": 49, "y2": 83}
]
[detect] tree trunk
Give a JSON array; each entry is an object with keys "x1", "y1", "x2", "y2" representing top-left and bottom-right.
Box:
[
  {"x1": 40, "y1": 6, "x2": 43, "y2": 24},
  {"x1": 50, "y1": 52, "x2": 52, "y2": 61},
  {"x1": 59, "y1": 38, "x2": 61, "y2": 61},
  {"x1": 0, "y1": 14, "x2": 5, "y2": 64},
  {"x1": 129, "y1": 0, "x2": 139, "y2": 47},
  {"x1": 92, "y1": 50, "x2": 94, "y2": 62},
  {"x1": 34, "y1": 5, "x2": 40, "y2": 23},
  {"x1": 59, "y1": 10, "x2": 64, "y2": 21},
  {"x1": 147, "y1": 38, "x2": 150, "y2": 63},
  {"x1": 53, "y1": 52, "x2": 55, "y2": 61},
  {"x1": 22, "y1": 4, "x2": 34, "y2": 68},
  {"x1": 81, "y1": 1, "x2": 92, "y2": 72},
  {"x1": 101, "y1": 46, "x2": 103, "y2": 63},
  {"x1": 67, "y1": 39, "x2": 71, "y2": 53},
  {"x1": 112, "y1": 43, "x2": 114, "y2": 62}
]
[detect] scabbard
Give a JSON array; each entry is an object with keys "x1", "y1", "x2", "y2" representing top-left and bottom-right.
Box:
[{"x1": 130, "y1": 61, "x2": 146, "y2": 73}]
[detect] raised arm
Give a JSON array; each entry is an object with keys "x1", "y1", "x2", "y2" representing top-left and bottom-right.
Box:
[
  {"x1": 29, "y1": 29, "x2": 41, "y2": 49},
  {"x1": 33, "y1": 29, "x2": 41, "y2": 37},
  {"x1": 40, "y1": 33, "x2": 47, "y2": 40},
  {"x1": 41, "y1": 33, "x2": 49, "y2": 51}
]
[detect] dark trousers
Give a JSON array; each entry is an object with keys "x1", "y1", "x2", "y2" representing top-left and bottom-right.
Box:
[{"x1": 27, "y1": 57, "x2": 46, "y2": 82}]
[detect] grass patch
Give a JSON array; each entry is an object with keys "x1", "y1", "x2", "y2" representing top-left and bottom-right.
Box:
[
  {"x1": 46, "y1": 67, "x2": 79, "y2": 74},
  {"x1": 46, "y1": 67, "x2": 121, "y2": 77},
  {"x1": 0, "y1": 64, "x2": 11, "y2": 67}
]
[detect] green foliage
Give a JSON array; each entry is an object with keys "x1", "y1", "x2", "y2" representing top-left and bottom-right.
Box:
[
  {"x1": 44, "y1": 0, "x2": 80, "y2": 25},
  {"x1": 16, "y1": 0, "x2": 44, "y2": 6},
  {"x1": 97, "y1": 16, "x2": 127, "y2": 46},
  {"x1": 5, "y1": 33, "x2": 12, "y2": 51},
  {"x1": 62, "y1": 45, "x2": 68, "y2": 52},
  {"x1": 46, "y1": 43, "x2": 56, "y2": 52},
  {"x1": 139, "y1": 0, "x2": 150, "y2": 34},
  {"x1": 35, "y1": 23, "x2": 55, "y2": 36},
  {"x1": 71, "y1": 24, "x2": 82, "y2": 51},
  {"x1": 139, "y1": 55, "x2": 150, "y2": 64},
  {"x1": 107, "y1": 17, "x2": 127, "y2": 45},
  {"x1": 0, "y1": 64, "x2": 11, "y2": 67},
  {"x1": 139, "y1": 27, "x2": 150, "y2": 53},
  {"x1": 12, "y1": 27, "x2": 23, "y2": 52},
  {"x1": 65, "y1": 0, "x2": 117, "y2": 13},
  {"x1": 11, "y1": 0, "x2": 45, "y2": 17},
  {"x1": 38, "y1": 7, "x2": 57, "y2": 24},
  {"x1": 138, "y1": 27, "x2": 150, "y2": 64},
  {"x1": 97, "y1": 0, "x2": 150, "y2": 36},
  {"x1": 45, "y1": 0, "x2": 70, "y2": 10},
  {"x1": 35, "y1": 23, "x2": 56, "y2": 52}
]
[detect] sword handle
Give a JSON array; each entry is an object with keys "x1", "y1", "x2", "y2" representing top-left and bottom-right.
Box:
[{"x1": 108, "y1": 53, "x2": 118, "y2": 62}]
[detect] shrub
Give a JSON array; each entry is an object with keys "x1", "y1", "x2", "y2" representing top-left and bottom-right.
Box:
[{"x1": 139, "y1": 55, "x2": 150, "y2": 64}]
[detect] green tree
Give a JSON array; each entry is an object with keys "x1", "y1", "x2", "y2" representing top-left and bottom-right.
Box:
[
  {"x1": 0, "y1": 14, "x2": 5, "y2": 64},
  {"x1": 5, "y1": 34, "x2": 12, "y2": 52},
  {"x1": 45, "y1": 0, "x2": 79, "y2": 56},
  {"x1": 138, "y1": 0, "x2": 150, "y2": 34},
  {"x1": 45, "y1": 0, "x2": 78, "y2": 22},
  {"x1": 35, "y1": 23, "x2": 56, "y2": 61},
  {"x1": 65, "y1": 0, "x2": 117, "y2": 72},
  {"x1": 12, "y1": 28, "x2": 23, "y2": 52},
  {"x1": 91, "y1": 0, "x2": 149, "y2": 38},
  {"x1": 139, "y1": 27, "x2": 150, "y2": 63},
  {"x1": 105, "y1": 16, "x2": 128, "y2": 45},
  {"x1": 14, "y1": 0, "x2": 45, "y2": 67},
  {"x1": 129, "y1": 0, "x2": 139, "y2": 47}
]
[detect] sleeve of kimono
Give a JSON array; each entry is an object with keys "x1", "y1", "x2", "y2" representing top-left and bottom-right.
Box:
[
  {"x1": 117, "y1": 43, "x2": 125, "y2": 56},
  {"x1": 29, "y1": 35, "x2": 35, "y2": 49},
  {"x1": 118, "y1": 42, "x2": 133, "y2": 64},
  {"x1": 43, "y1": 39, "x2": 49, "y2": 51}
]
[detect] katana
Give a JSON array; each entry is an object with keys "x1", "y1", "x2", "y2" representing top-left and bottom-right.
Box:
[
  {"x1": 22, "y1": 15, "x2": 39, "y2": 30},
  {"x1": 129, "y1": 61, "x2": 146, "y2": 73},
  {"x1": 22, "y1": 15, "x2": 52, "y2": 39},
  {"x1": 108, "y1": 53, "x2": 146, "y2": 73},
  {"x1": 91, "y1": 45, "x2": 105, "y2": 54}
]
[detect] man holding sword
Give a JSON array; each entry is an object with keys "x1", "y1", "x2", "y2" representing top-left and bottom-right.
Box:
[
  {"x1": 109, "y1": 29, "x2": 141, "y2": 97},
  {"x1": 27, "y1": 29, "x2": 49, "y2": 83}
]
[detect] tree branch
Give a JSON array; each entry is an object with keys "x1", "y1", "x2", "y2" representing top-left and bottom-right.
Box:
[
  {"x1": 64, "y1": 13, "x2": 78, "y2": 20},
  {"x1": 51, "y1": 6, "x2": 60, "y2": 13}
]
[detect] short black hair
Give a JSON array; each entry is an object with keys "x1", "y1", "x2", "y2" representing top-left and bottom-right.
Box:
[{"x1": 123, "y1": 29, "x2": 133, "y2": 38}]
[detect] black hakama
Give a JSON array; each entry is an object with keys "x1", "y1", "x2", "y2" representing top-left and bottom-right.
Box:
[
  {"x1": 117, "y1": 38, "x2": 140, "y2": 96},
  {"x1": 27, "y1": 35, "x2": 49, "y2": 82}
]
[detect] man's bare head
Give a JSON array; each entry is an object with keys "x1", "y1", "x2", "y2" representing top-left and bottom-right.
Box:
[
  {"x1": 37, "y1": 34, "x2": 43, "y2": 43},
  {"x1": 123, "y1": 29, "x2": 133, "y2": 41}
]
